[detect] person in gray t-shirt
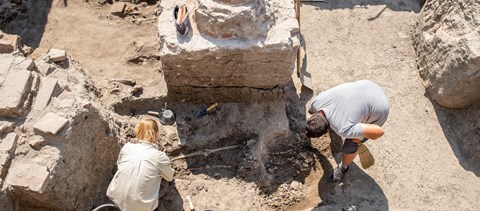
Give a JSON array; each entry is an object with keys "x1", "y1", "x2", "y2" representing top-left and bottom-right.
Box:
[{"x1": 306, "y1": 80, "x2": 389, "y2": 182}]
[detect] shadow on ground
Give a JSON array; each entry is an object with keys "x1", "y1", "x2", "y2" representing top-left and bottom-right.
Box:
[
  {"x1": 308, "y1": 131, "x2": 388, "y2": 210},
  {"x1": 302, "y1": 0, "x2": 421, "y2": 13},
  {"x1": 0, "y1": 0, "x2": 53, "y2": 48},
  {"x1": 156, "y1": 180, "x2": 184, "y2": 211},
  {"x1": 430, "y1": 99, "x2": 480, "y2": 176}
]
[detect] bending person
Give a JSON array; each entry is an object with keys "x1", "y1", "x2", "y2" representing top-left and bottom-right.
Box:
[
  {"x1": 306, "y1": 80, "x2": 389, "y2": 182},
  {"x1": 107, "y1": 119, "x2": 175, "y2": 210}
]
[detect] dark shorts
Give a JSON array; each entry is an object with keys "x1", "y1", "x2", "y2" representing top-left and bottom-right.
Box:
[{"x1": 342, "y1": 138, "x2": 368, "y2": 154}]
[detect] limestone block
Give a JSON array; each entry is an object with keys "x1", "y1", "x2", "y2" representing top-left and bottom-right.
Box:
[
  {"x1": 5, "y1": 161, "x2": 50, "y2": 193},
  {"x1": 35, "y1": 59, "x2": 56, "y2": 76},
  {"x1": 0, "y1": 54, "x2": 15, "y2": 77},
  {"x1": 0, "y1": 34, "x2": 19, "y2": 54},
  {"x1": 110, "y1": 3, "x2": 126, "y2": 16},
  {"x1": 413, "y1": 0, "x2": 480, "y2": 108},
  {"x1": 11, "y1": 57, "x2": 35, "y2": 71},
  {"x1": 33, "y1": 112, "x2": 69, "y2": 135},
  {"x1": 0, "y1": 70, "x2": 32, "y2": 116},
  {"x1": 33, "y1": 77, "x2": 59, "y2": 110},
  {"x1": 28, "y1": 135, "x2": 46, "y2": 149},
  {"x1": 29, "y1": 47, "x2": 49, "y2": 60},
  {"x1": 47, "y1": 49, "x2": 66, "y2": 62},
  {"x1": 0, "y1": 121, "x2": 15, "y2": 136},
  {"x1": 158, "y1": 0, "x2": 299, "y2": 101},
  {"x1": 0, "y1": 132, "x2": 18, "y2": 154}
]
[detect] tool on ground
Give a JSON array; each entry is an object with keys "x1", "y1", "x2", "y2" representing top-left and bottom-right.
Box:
[
  {"x1": 174, "y1": 4, "x2": 190, "y2": 35},
  {"x1": 358, "y1": 143, "x2": 374, "y2": 169},
  {"x1": 172, "y1": 139, "x2": 256, "y2": 161},
  {"x1": 294, "y1": 0, "x2": 313, "y2": 90},
  {"x1": 186, "y1": 195, "x2": 194, "y2": 211},
  {"x1": 159, "y1": 109, "x2": 176, "y2": 125},
  {"x1": 108, "y1": 78, "x2": 136, "y2": 86},
  {"x1": 194, "y1": 103, "x2": 218, "y2": 119},
  {"x1": 147, "y1": 103, "x2": 176, "y2": 125}
]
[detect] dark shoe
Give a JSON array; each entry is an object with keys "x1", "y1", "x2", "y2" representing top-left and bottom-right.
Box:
[{"x1": 329, "y1": 165, "x2": 348, "y2": 183}]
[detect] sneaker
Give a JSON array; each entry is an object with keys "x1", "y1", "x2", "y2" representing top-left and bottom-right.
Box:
[{"x1": 329, "y1": 165, "x2": 349, "y2": 183}]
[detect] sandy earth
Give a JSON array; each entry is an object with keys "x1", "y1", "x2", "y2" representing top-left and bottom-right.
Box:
[
  {"x1": 295, "y1": 1, "x2": 480, "y2": 210},
  {"x1": 2, "y1": 0, "x2": 480, "y2": 210}
]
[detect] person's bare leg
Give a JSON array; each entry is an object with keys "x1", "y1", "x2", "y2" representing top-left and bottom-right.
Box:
[{"x1": 341, "y1": 151, "x2": 357, "y2": 168}]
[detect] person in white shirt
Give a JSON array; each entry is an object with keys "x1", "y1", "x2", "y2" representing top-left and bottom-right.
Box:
[{"x1": 107, "y1": 119, "x2": 175, "y2": 211}]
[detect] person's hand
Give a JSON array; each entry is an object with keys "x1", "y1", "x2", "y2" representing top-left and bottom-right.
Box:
[{"x1": 352, "y1": 138, "x2": 362, "y2": 143}]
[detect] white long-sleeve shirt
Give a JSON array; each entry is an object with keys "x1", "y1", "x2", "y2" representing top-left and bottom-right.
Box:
[{"x1": 107, "y1": 141, "x2": 175, "y2": 211}]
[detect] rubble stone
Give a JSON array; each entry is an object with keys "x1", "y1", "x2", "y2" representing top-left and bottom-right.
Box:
[
  {"x1": 11, "y1": 57, "x2": 35, "y2": 71},
  {"x1": 110, "y1": 3, "x2": 126, "y2": 16},
  {"x1": 0, "y1": 121, "x2": 15, "y2": 136},
  {"x1": 27, "y1": 135, "x2": 46, "y2": 149},
  {"x1": 33, "y1": 112, "x2": 69, "y2": 135},
  {"x1": 47, "y1": 49, "x2": 66, "y2": 62},
  {"x1": 35, "y1": 59, "x2": 56, "y2": 75},
  {"x1": 0, "y1": 132, "x2": 18, "y2": 154},
  {"x1": 0, "y1": 70, "x2": 33, "y2": 116},
  {"x1": 413, "y1": 0, "x2": 480, "y2": 108},
  {"x1": 5, "y1": 161, "x2": 50, "y2": 193},
  {"x1": 0, "y1": 33, "x2": 19, "y2": 54},
  {"x1": 33, "y1": 77, "x2": 59, "y2": 111},
  {"x1": 29, "y1": 47, "x2": 49, "y2": 60}
]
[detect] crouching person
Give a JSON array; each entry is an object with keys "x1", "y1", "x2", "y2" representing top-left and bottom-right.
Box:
[{"x1": 107, "y1": 119, "x2": 175, "y2": 211}]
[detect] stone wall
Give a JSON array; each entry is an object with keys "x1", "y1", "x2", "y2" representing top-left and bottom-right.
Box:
[
  {"x1": 0, "y1": 46, "x2": 123, "y2": 210},
  {"x1": 413, "y1": 0, "x2": 480, "y2": 108}
]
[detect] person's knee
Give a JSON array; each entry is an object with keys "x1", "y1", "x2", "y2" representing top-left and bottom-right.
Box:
[{"x1": 342, "y1": 139, "x2": 358, "y2": 154}]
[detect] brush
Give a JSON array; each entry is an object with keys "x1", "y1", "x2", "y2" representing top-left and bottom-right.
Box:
[{"x1": 358, "y1": 143, "x2": 374, "y2": 169}]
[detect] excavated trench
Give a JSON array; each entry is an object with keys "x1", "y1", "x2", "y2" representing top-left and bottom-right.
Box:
[{"x1": 109, "y1": 90, "x2": 315, "y2": 196}]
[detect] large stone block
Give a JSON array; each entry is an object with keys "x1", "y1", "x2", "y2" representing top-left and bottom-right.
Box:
[
  {"x1": 5, "y1": 161, "x2": 50, "y2": 193},
  {"x1": 158, "y1": 0, "x2": 299, "y2": 101},
  {"x1": 413, "y1": 0, "x2": 480, "y2": 108},
  {"x1": 33, "y1": 112, "x2": 69, "y2": 135},
  {"x1": 33, "y1": 77, "x2": 59, "y2": 110},
  {"x1": 0, "y1": 70, "x2": 33, "y2": 116},
  {"x1": 0, "y1": 54, "x2": 15, "y2": 77},
  {"x1": 0, "y1": 132, "x2": 18, "y2": 154}
]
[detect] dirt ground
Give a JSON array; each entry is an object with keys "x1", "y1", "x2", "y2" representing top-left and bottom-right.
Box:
[{"x1": 2, "y1": 0, "x2": 480, "y2": 210}]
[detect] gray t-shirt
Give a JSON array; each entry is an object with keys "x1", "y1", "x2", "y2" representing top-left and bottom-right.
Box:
[{"x1": 310, "y1": 80, "x2": 389, "y2": 139}]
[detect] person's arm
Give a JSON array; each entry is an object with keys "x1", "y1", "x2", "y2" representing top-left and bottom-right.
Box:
[
  {"x1": 359, "y1": 123, "x2": 384, "y2": 140},
  {"x1": 156, "y1": 152, "x2": 175, "y2": 182},
  {"x1": 340, "y1": 122, "x2": 384, "y2": 141},
  {"x1": 159, "y1": 163, "x2": 175, "y2": 182}
]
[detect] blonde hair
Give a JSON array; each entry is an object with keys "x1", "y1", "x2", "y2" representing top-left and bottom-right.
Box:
[{"x1": 134, "y1": 119, "x2": 159, "y2": 143}]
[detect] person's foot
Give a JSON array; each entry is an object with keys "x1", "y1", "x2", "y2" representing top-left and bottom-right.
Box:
[{"x1": 329, "y1": 165, "x2": 349, "y2": 183}]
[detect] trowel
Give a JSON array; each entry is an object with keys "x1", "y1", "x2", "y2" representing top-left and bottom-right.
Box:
[{"x1": 194, "y1": 103, "x2": 218, "y2": 119}]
